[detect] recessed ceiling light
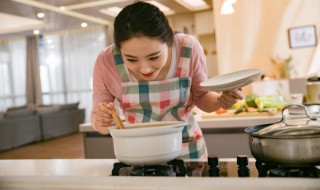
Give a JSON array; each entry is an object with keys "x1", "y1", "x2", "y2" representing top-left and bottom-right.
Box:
[
  {"x1": 99, "y1": 7, "x2": 122, "y2": 17},
  {"x1": 33, "y1": 29, "x2": 40, "y2": 35},
  {"x1": 59, "y1": 6, "x2": 66, "y2": 11},
  {"x1": 37, "y1": 12, "x2": 45, "y2": 18},
  {"x1": 174, "y1": 0, "x2": 210, "y2": 11},
  {"x1": 147, "y1": 1, "x2": 175, "y2": 15},
  {"x1": 81, "y1": 22, "x2": 88, "y2": 27}
]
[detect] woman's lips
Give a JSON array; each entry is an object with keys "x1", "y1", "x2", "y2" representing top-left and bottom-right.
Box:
[{"x1": 142, "y1": 71, "x2": 155, "y2": 78}]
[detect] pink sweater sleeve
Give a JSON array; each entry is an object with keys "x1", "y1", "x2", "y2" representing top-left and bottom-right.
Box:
[{"x1": 90, "y1": 46, "x2": 123, "y2": 129}]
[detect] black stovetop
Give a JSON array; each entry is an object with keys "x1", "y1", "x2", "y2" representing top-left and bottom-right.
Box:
[{"x1": 111, "y1": 155, "x2": 320, "y2": 178}]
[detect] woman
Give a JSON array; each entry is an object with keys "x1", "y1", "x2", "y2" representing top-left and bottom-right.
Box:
[{"x1": 91, "y1": 1, "x2": 242, "y2": 176}]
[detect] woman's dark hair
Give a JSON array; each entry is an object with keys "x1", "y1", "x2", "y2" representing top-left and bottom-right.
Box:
[{"x1": 113, "y1": 1, "x2": 174, "y2": 49}]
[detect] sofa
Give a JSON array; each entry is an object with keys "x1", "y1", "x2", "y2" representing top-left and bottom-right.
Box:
[
  {"x1": 39, "y1": 102, "x2": 85, "y2": 140},
  {"x1": 0, "y1": 102, "x2": 85, "y2": 152},
  {"x1": 0, "y1": 106, "x2": 42, "y2": 152}
]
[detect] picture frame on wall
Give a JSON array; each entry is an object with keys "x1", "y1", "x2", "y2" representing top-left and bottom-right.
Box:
[{"x1": 288, "y1": 25, "x2": 317, "y2": 48}]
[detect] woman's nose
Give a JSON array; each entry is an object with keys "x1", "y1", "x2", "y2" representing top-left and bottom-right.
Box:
[{"x1": 139, "y1": 61, "x2": 152, "y2": 74}]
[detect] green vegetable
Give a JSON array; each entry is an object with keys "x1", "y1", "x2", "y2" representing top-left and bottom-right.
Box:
[
  {"x1": 245, "y1": 93, "x2": 259, "y2": 108},
  {"x1": 254, "y1": 95, "x2": 288, "y2": 111}
]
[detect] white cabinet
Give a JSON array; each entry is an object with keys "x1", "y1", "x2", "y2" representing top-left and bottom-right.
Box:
[{"x1": 194, "y1": 10, "x2": 214, "y2": 35}]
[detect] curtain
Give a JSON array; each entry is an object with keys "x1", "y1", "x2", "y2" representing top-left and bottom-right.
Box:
[
  {"x1": 39, "y1": 26, "x2": 107, "y2": 121},
  {"x1": 0, "y1": 38, "x2": 26, "y2": 111},
  {"x1": 26, "y1": 36, "x2": 42, "y2": 106}
]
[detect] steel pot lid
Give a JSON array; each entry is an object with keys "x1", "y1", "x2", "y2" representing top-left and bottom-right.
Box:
[{"x1": 251, "y1": 104, "x2": 320, "y2": 138}]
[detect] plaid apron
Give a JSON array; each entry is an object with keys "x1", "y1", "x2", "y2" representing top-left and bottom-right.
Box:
[{"x1": 113, "y1": 36, "x2": 207, "y2": 174}]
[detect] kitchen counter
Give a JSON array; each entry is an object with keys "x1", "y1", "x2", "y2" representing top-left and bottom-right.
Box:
[
  {"x1": 0, "y1": 159, "x2": 319, "y2": 190},
  {"x1": 79, "y1": 113, "x2": 282, "y2": 132}
]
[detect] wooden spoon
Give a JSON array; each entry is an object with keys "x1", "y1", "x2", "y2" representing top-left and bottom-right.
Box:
[
  {"x1": 125, "y1": 123, "x2": 177, "y2": 129},
  {"x1": 111, "y1": 109, "x2": 124, "y2": 129}
]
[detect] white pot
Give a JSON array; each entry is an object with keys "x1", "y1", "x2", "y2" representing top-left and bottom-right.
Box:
[{"x1": 109, "y1": 121, "x2": 186, "y2": 166}]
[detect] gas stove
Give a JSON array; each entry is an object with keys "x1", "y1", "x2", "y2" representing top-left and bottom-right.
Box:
[{"x1": 111, "y1": 155, "x2": 320, "y2": 178}]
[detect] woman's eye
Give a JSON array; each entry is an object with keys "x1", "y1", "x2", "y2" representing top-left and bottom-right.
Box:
[
  {"x1": 149, "y1": 57, "x2": 159, "y2": 61},
  {"x1": 127, "y1": 59, "x2": 137, "y2": 62}
]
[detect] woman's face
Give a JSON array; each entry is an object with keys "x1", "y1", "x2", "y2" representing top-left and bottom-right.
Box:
[{"x1": 120, "y1": 37, "x2": 169, "y2": 81}]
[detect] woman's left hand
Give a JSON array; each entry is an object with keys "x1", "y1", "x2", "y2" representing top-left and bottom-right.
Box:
[{"x1": 217, "y1": 89, "x2": 243, "y2": 109}]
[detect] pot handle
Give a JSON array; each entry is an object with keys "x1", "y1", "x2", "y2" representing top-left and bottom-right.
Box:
[{"x1": 280, "y1": 104, "x2": 317, "y2": 123}]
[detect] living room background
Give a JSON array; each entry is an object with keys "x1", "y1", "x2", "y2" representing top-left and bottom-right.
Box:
[{"x1": 0, "y1": 26, "x2": 108, "y2": 122}]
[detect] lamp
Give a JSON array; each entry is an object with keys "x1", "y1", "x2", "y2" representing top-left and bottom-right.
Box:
[{"x1": 220, "y1": 0, "x2": 236, "y2": 15}]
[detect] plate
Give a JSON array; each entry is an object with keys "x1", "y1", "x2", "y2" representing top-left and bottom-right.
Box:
[{"x1": 200, "y1": 69, "x2": 262, "y2": 92}]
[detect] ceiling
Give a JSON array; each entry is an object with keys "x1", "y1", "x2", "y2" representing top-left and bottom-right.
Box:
[{"x1": 0, "y1": 0, "x2": 213, "y2": 38}]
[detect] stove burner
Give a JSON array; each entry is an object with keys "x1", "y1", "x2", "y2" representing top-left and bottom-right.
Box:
[
  {"x1": 111, "y1": 159, "x2": 187, "y2": 176},
  {"x1": 255, "y1": 161, "x2": 320, "y2": 178},
  {"x1": 130, "y1": 165, "x2": 173, "y2": 176}
]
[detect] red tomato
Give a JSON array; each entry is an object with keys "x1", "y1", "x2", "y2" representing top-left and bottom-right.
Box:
[{"x1": 216, "y1": 108, "x2": 228, "y2": 114}]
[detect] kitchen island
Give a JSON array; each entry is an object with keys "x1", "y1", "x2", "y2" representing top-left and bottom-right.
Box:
[
  {"x1": 0, "y1": 159, "x2": 319, "y2": 190},
  {"x1": 79, "y1": 113, "x2": 282, "y2": 158}
]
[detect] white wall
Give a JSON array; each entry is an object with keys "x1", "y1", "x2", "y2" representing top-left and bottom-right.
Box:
[{"x1": 213, "y1": 0, "x2": 320, "y2": 78}]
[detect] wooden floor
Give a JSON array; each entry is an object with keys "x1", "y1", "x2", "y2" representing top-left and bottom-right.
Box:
[{"x1": 0, "y1": 133, "x2": 85, "y2": 159}]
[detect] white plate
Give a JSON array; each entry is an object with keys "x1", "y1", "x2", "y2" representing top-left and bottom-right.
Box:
[{"x1": 200, "y1": 69, "x2": 262, "y2": 92}]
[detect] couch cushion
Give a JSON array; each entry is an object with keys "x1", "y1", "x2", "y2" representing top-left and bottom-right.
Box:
[
  {"x1": 4, "y1": 108, "x2": 35, "y2": 119},
  {"x1": 6, "y1": 105, "x2": 28, "y2": 112},
  {"x1": 59, "y1": 102, "x2": 79, "y2": 111},
  {"x1": 37, "y1": 105, "x2": 61, "y2": 114}
]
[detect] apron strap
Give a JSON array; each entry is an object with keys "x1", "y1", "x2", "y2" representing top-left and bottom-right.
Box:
[
  {"x1": 176, "y1": 36, "x2": 193, "y2": 77},
  {"x1": 113, "y1": 45, "x2": 130, "y2": 82}
]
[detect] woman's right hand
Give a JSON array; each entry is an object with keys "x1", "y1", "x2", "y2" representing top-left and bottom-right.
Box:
[{"x1": 95, "y1": 102, "x2": 116, "y2": 134}]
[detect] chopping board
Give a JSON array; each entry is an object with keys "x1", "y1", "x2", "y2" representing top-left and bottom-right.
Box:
[{"x1": 201, "y1": 110, "x2": 279, "y2": 119}]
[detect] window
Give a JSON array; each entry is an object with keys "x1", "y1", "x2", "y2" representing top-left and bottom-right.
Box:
[
  {"x1": 0, "y1": 38, "x2": 26, "y2": 111},
  {"x1": 38, "y1": 26, "x2": 107, "y2": 121}
]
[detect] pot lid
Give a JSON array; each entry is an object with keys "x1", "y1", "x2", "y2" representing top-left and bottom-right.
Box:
[{"x1": 252, "y1": 104, "x2": 320, "y2": 138}]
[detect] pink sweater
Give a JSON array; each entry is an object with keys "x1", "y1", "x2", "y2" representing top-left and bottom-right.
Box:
[{"x1": 91, "y1": 33, "x2": 211, "y2": 127}]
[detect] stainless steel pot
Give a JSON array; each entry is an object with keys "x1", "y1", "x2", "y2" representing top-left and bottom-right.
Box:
[
  {"x1": 109, "y1": 121, "x2": 186, "y2": 166},
  {"x1": 245, "y1": 104, "x2": 320, "y2": 167}
]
